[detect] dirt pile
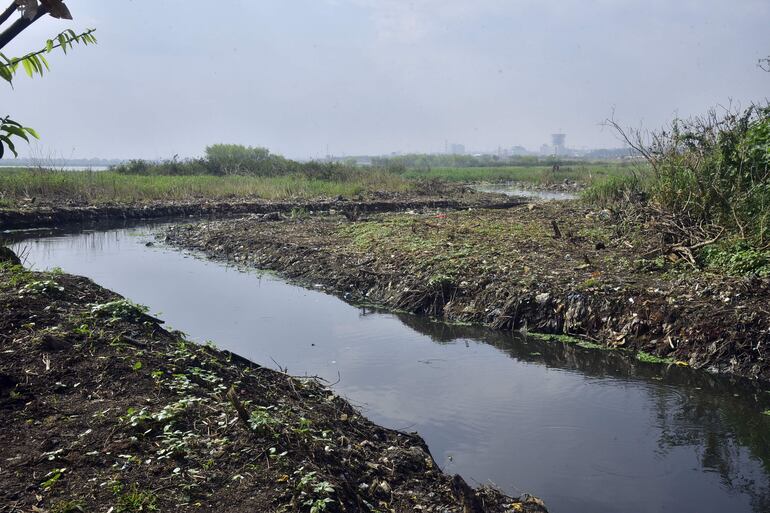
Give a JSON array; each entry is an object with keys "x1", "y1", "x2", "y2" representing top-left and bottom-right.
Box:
[
  {"x1": 162, "y1": 203, "x2": 770, "y2": 381},
  {"x1": 0, "y1": 263, "x2": 547, "y2": 513}
]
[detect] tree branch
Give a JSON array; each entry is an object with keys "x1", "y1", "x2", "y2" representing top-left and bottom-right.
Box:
[
  {"x1": 0, "y1": 3, "x2": 17, "y2": 29},
  {"x1": 0, "y1": 5, "x2": 48, "y2": 50},
  {"x1": 0, "y1": 28, "x2": 96, "y2": 70}
]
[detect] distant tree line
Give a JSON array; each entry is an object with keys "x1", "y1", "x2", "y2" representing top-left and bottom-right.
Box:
[{"x1": 113, "y1": 144, "x2": 363, "y2": 180}]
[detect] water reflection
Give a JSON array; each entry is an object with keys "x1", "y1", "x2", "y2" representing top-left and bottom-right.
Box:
[
  {"x1": 10, "y1": 224, "x2": 770, "y2": 513},
  {"x1": 396, "y1": 313, "x2": 770, "y2": 512}
]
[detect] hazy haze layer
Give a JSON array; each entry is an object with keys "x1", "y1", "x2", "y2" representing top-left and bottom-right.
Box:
[{"x1": 3, "y1": 0, "x2": 768, "y2": 159}]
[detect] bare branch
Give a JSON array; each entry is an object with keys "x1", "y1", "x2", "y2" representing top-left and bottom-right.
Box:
[
  {"x1": 0, "y1": 3, "x2": 17, "y2": 28},
  {"x1": 0, "y1": 4, "x2": 47, "y2": 50}
]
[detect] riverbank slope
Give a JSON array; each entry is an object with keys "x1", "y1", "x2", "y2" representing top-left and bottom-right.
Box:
[
  {"x1": 0, "y1": 260, "x2": 546, "y2": 513},
  {"x1": 163, "y1": 201, "x2": 770, "y2": 381}
]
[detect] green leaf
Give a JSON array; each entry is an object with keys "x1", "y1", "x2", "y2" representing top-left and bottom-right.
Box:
[
  {"x1": 0, "y1": 135, "x2": 18, "y2": 157},
  {"x1": 4, "y1": 125, "x2": 30, "y2": 142},
  {"x1": 21, "y1": 59, "x2": 34, "y2": 77}
]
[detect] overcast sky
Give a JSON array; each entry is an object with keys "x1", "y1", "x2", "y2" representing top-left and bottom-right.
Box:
[{"x1": 3, "y1": 0, "x2": 768, "y2": 159}]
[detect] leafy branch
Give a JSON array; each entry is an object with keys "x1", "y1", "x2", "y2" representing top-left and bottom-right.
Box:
[
  {"x1": 0, "y1": 28, "x2": 96, "y2": 83},
  {"x1": 0, "y1": 1, "x2": 94, "y2": 159},
  {"x1": 0, "y1": 116, "x2": 39, "y2": 157}
]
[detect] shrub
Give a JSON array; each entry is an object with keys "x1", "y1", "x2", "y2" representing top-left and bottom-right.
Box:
[{"x1": 642, "y1": 105, "x2": 769, "y2": 243}]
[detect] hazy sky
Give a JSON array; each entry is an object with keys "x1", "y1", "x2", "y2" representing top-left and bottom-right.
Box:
[{"x1": 3, "y1": 0, "x2": 768, "y2": 159}]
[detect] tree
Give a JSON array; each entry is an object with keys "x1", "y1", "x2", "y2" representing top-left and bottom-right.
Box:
[{"x1": 0, "y1": 0, "x2": 96, "y2": 158}]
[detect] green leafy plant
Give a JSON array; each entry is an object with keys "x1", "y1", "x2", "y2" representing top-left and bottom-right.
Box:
[
  {"x1": 50, "y1": 499, "x2": 86, "y2": 513},
  {"x1": 41, "y1": 467, "x2": 66, "y2": 490},
  {"x1": 114, "y1": 483, "x2": 158, "y2": 513},
  {"x1": 294, "y1": 468, "x2": 336, "y2": 513},
  {"x1": 701, "y1": 242, "x2": 770, "y2": 276},
  {"x1": 248, "y1": 406, "x2": 281, "y2": 437},
  {"x1": 89, "y1": 299, "x2": 149, "y2": 322},
  {"x1": 18, "y1": 279, "x2": 63, "y2": 296},
  {"x1": 0, "y1": 116, "x2": 38, "y2": 157}
]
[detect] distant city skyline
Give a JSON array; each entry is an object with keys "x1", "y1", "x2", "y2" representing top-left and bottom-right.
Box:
[{"x1": 2, "y1": 1, "x2": 768, "y2": 160}]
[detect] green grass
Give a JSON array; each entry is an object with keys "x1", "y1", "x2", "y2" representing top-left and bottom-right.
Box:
[
  {"x1": 0, "y1": 169, "x2": 411, "y2": 206},
  {"x1": 402, "y1": 163, "x2": 642, "y2": 184}
]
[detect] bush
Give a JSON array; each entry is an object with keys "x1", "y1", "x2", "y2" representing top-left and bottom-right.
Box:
[
  {"x1": 603, "y1": 104, "x2": 770, "y2": 245},
  {"x1": 112, "y1": 145, "x2": 370, "y2": 179},
  {"x1": 204, "y1": 144, "x2": 298, "y2": 176},
  {"x1": 647, "y1": 105, "x2": 770, "y2": 243}
]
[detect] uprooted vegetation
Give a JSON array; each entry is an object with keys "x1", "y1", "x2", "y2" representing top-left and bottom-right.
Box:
[
  {"x1": 163, "y1": 202, "x2": 770, "y2": 380},
  {"x1": 0, "y1": 260, "x2": 547, "y2": 513}
]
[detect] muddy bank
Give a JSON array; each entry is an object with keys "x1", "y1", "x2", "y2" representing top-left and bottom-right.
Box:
[
  {"x1": 0, "y1": 261, "x2": 547, "y2": 513},
  {"x1": 163, "y1": 203, "x2": 770, "y2": 382},
  {"x1": 0, "y1": 189, "x2": 520, "y2": 231}
]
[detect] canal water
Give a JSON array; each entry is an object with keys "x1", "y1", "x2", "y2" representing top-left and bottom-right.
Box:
[
  {"x1": 472, "y1": 183, "x2": 578, "y2": 201},
  {"x1": 9, "y1": 223, "x2": 770, "y2": 513}
]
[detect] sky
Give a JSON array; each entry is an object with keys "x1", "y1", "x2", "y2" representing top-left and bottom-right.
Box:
[{"x1": 2, "y1": 0, "x2": 769, "y2": 160}]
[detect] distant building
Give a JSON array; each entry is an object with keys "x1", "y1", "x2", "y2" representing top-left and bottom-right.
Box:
[
  {"x1": 509, "y1": 145, "x2": 530, "y2": 156},
  {"x1": 551, "y1": 133, "x2": 566, "y2": 156},
  {"x1": 449, "y1": 143, "x2": 465, "y2": 155}
]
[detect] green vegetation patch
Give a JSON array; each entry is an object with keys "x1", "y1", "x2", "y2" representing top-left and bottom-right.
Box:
[
  {"x1": 528, "y1": 332, "x2": 583, "y2": 345},
  {"x1": 701, "y1": 242, "x2": 770, "y2": 277},
  {"x1": 0, "y1": 168, "x2": 411, "y2": 206},
  {"x1": 636, "y1": 351, "x2": 675, "y2": 365}
]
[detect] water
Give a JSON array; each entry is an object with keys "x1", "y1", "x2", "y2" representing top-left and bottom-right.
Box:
[
  {"x1": 0, "y1": 165, "x2": 110, "y2": 172},
  {"x1": 10, "y1": 223, "x2": 770, "y2": 513},
  {"x1": 473, "y1": 183, "x2": 578, "y2": 201}
]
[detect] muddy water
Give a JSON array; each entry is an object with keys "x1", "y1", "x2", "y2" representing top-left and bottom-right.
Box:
[
  {"x1": 11, "y1": 223, "x2": 770, "y2": 513},
  {"x1": 472, "y1": 183, "x2": 578, "y2": 201}
]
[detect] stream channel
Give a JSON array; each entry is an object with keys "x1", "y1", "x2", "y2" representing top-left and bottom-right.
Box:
[{"x1": 7, "y1": 220, "x2": 770, "y2": 513}]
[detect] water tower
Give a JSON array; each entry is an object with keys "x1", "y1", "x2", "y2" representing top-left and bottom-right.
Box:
[{"x1": 551, "y1": 133, "x2": 566, "y2": 156}]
